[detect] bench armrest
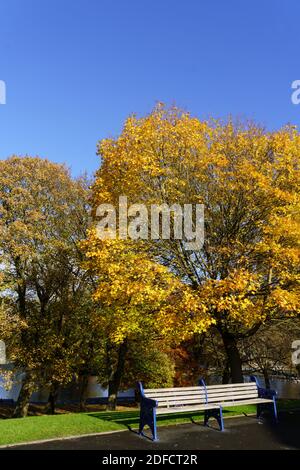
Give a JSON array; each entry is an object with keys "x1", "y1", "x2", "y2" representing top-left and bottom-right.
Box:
[
  {"x1": 257, "y1": 387, "x2": 277, "y2": 399},
  {"x1": 140, "y1": 395, "x2": 158, "y2": 409},
  {"x1": 136, "y1": 382, "x2": 158, "y2": 408},
  {"x1": 250, "y1": 375, "x2": 277, "y2": 399}
]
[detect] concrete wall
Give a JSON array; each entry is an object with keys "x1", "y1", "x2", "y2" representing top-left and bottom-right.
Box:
[
  {"x1": 0, "y1": 367, "x2": 134, "y2": 403},
  {"x1": 0, "y1": 364, "x2": 22, "y2": 401}
]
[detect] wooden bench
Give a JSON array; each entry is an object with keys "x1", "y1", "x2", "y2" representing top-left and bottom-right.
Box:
[{"x1": 137, "y1": 376, "x2": 277, "y2": 441}]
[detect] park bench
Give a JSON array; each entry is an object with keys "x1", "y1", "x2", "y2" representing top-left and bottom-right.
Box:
[{"x1": 137, "y1": 376, "x2": 277, "y2": 441}]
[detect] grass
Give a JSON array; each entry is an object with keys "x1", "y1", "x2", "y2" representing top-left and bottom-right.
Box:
[{"x1": 0, "y1": 399, "x2": 299, "y2": 447}]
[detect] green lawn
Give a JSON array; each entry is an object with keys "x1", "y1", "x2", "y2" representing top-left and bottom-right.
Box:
[{"x1": 0, "y1": 399, "x2": 299, "y2": 446}]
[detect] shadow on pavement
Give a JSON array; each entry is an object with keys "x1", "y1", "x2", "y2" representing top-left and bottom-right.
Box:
[
  {"x1": 86, "y1": 409, "x2": 252, "y2": 439},
  {"x1": 264, "y1": 410, "x2": 300, "y2": 449}
]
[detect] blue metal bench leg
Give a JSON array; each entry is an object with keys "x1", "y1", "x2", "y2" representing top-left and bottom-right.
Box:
[
  {"x1": 150, "y1": 411, "x2": 158, "y2": 441},
  {"x1": 257, "y1": 398, "x2": 278, "y2": 423},
  {"x1": 139, "y1": 406, "x2": 158, "y2": 441},
  {"x1": 257, "y1": 403, "x2": 263, "y2": 420},
  {"x1": 250, "y1": 376, "x2": 278, "y2": 423},
  {"x1": 273, "y1": 397, "x2": 278, "y2": 422},
  {"x1": 204, "y1": 406, "x2": 224, "y2": 431}
]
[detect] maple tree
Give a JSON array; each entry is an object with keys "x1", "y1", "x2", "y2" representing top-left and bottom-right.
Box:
[
  {"x1": 82, "y1": 234, "x2": 212, "y2": 408},
  {"x1": 91, "y1": 104, "x2": 300, "y2": 383},
  {"x1": 0, "y1": 156, "x2": 96, "y2": 416}
]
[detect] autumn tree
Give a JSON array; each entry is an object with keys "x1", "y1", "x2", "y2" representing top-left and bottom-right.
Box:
[
  {"x1": 82, "y1": 235, "x2": 212, "y2": 409},
  {"x1": 91, "y1": 104, "x2": 300, "y2": 383},
  {"x1": 0, "y1": 156, "x2": 96, "y2": 416},
  {"x1": 171, "y1": 334, "x2": 207, "y2": 387}
]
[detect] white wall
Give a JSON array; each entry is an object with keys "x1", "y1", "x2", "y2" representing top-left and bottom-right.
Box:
[
  {"x1": 0, "y1": 370, "x2": 135, "y2": 402},
  {"x1": 0, "y1": 364, "x2": 22, "y2": 401}
]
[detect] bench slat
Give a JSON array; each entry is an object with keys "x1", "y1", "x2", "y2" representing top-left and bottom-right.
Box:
[
  {"x1": 146, "y1": 391, "x2": 206, "y2": 399},
  {"x1": 144, "y1": 386, "x2": 202, "y2": 393},
  {"x1": 203, "y1": 382, "x2": 257, "y2": 390},
  {"x1": 206, "y1": 383, "x2": 257, "y2": 389},
  {"x1": 154, "y1": 394, "x2": 206, "y2": 402},
  {"x1": 218, "y1": 398, "x2": 273, "y2": 407},
  {"x1": 206, "y1": 386, "x2": 257, "y2": 393},
  {"x1": 157, "y1": 398, "x2": 207, "y2": 407},
  {"x1": 207, "y1": 393, "x2": 260, "y2": 403},
  {"x1": 207, "y1": 390, "x2": 258, "y2": 399},
  {"x1": 156, "y1": 403, "x2": 219, "y2": 415}
]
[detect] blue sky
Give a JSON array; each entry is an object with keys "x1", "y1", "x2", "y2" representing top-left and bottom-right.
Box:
[{"x1": 1, "y1": 0, "x2": 300, "y2": 176}]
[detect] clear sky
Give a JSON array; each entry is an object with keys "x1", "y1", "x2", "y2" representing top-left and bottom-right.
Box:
[{"x1": 1, "y1": 0, "x2": 300, "y2": 176}]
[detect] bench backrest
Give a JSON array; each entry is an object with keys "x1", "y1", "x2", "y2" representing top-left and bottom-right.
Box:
[
  {"x1": 143, "y1": 386, "x2": 207, "y2": 408},
  {"x1": 205, "y1": 382, "x2": 258, "y2": 404},
  {"x1": 142, "y1": 381, "x2": 258, "y2": 408}
]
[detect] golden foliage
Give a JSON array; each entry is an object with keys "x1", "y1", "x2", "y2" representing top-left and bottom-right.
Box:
[{"x1": 89, "y1": 105, "x2": 300, "y2": 335}]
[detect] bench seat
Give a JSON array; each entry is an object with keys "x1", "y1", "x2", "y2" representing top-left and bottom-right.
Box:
[
  {"x1": 157, "y1": 403, "x2": 223, "y2": 415},
  {"x1": 157, "y1": 397, "x2": 274, "y2": 414},
  {"x1": 218, "y1": 398, "x2": 274, "y2": 407}
]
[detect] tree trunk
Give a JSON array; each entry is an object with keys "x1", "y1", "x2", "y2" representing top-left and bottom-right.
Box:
[
  {"x1": 107, "y1": 340, "x2": 128, "y2": 411},
  {"x1": 79, "y1": 374, "x2": 89, "y2": 412},
  {"x1": 222, "y1": 360, "x2": 230, "y2": 384},
  {"x1": 220, "y1": 330, "x2": 243, "y2": 383},
  {"x1": 45, "y1": 382, "x2": 60, "y2": 415},
  {"x1": 263, "y1": 368, "x2": 271, "y2": 389},
  {"x1": 13, "y1": 371, "x2": 35, "y2": 418},
  {"x1": 47, "y1": 391, "x2": 56, "y2": 415}
]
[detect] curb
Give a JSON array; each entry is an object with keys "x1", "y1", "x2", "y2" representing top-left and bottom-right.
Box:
[{"x1": 0, "y1": 428, "x2": 129, "y2": 449}]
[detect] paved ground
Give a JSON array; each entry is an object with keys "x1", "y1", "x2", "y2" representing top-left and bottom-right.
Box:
[{"x1": 5, "y1": 411, "x2": 300, "y2": 450}]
